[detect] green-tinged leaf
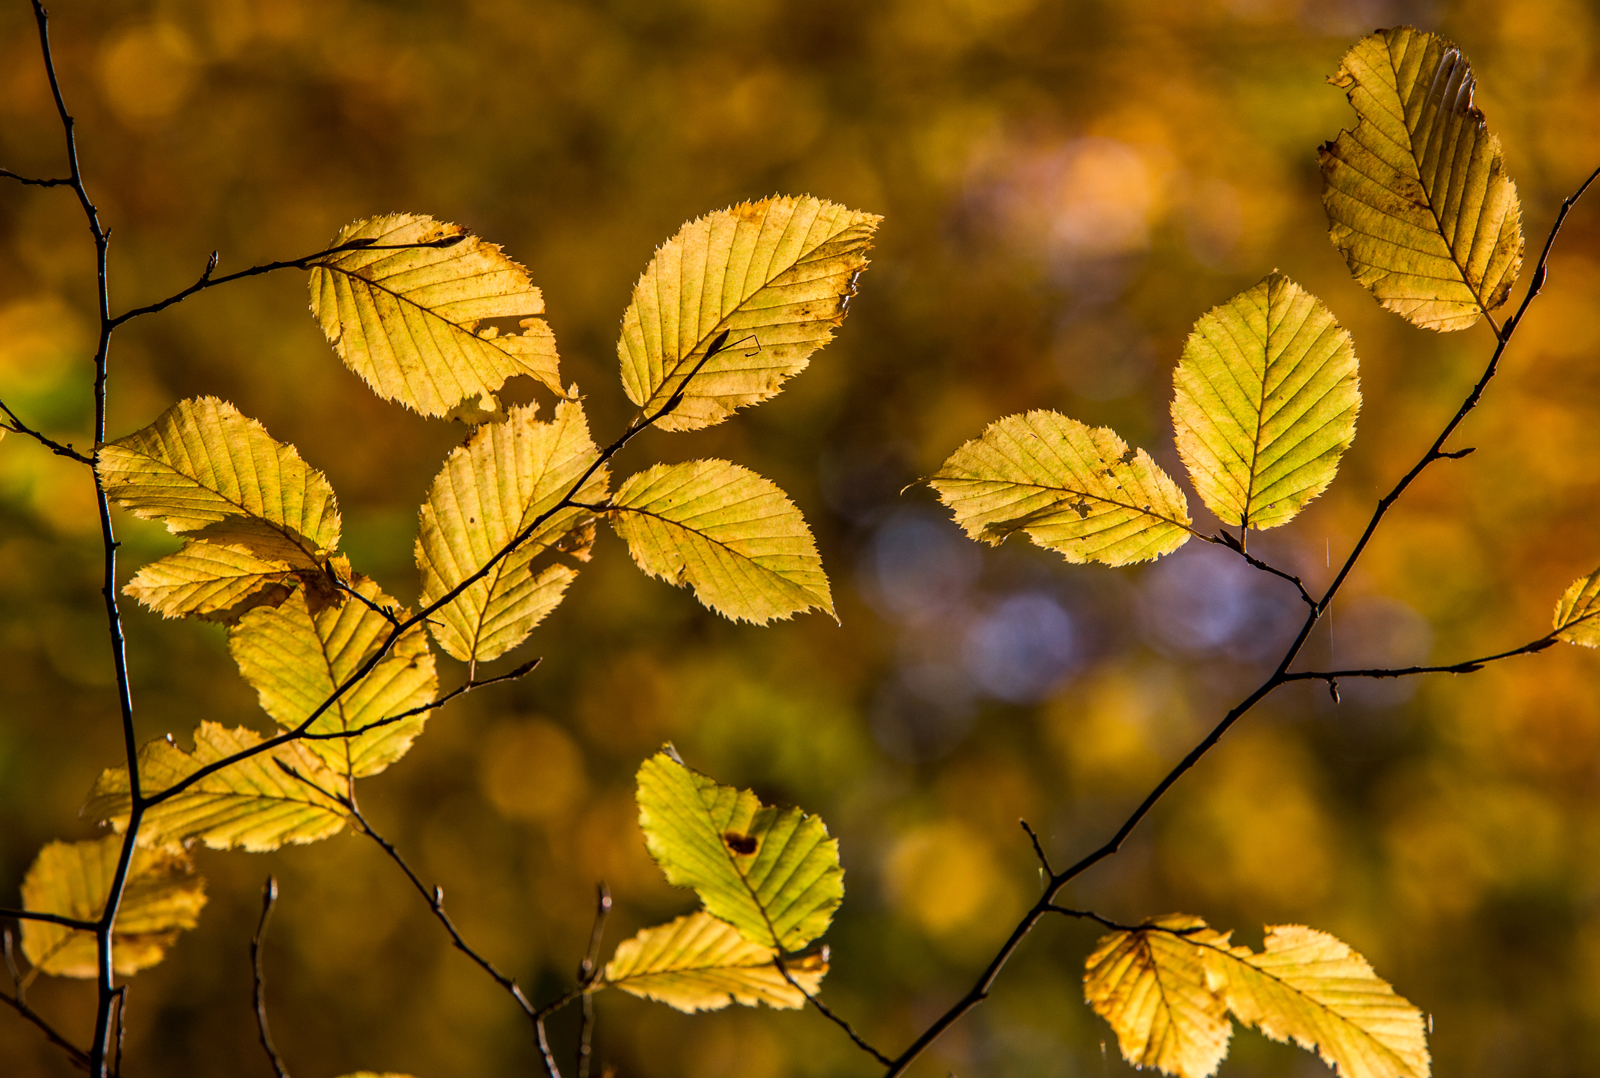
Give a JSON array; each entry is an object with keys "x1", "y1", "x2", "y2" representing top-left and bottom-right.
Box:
[
  {"x1": 610, "y1": 460, "x2": 832, "y2": 624},
  {"x1": 1172, "y1": 274, "x2": 1361, "y2": 530},
  {"x1": 124, "y1": 540, "x2": 296, "y2": 621},
  {"x1": 85, "y1": 721, "x2": 349, "y2": 852},
  {"x1": 1084, "y1": 915, "x2": 1235, "y2": 1078},
  {"x1": 98, "y1": 397, "x2": 341, "y2": 565},
  {"x1": 1205, "y1": 925, "x2": 1430, "y2": 1078},
  {"x1": 636, "y1": 750, "x2": 842, "y2": 952},
  {"x1": 229, "y1": 575, "x2": 436, "y2": 779},
  {"x1": 1320, "y1": 27, "x2": 1523, "y2": 331},
  {"x1": 20, "y1": 836, "x2": 206, "y2": 978},
  {"x1": 600, "y1": 911, "x2": 827, "y2": 1012},
  {"x1": 416, "y1": 400, "x2": 605, "y2": 663},
  {"x1": 309, "y1": 214, "x2": 563, "y2": 417},
  {"x1": 931, "y1": 411, "x2": 1191, "y2": 566},
  {"x1": 618, "y1": 196, "x2": 880, "y2": 432},
  {"x1": 1553, "y1": 566, "x2": 1600, "y2": 646}
]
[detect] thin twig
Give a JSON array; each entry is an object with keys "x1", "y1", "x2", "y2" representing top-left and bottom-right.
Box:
[
  {"x1": 1205, "y1": 530, "x2": 1317, "y2": 609},
  {"x1": 0, "y1": 908, "x2": 99, "y2": 931},
  {"x1": 251, "y1": 877, "x2": 290, "y2": 1078},
  {"x1": 0, "y1": 399, "x2": 93, "y2": 464},
  {"x1": 1, "y1": 928, "x2": 91, "y2": 1070},
  {"x1": 1019, "y1": 820, "x2": 1055, "y2": 877},
  {"x1": 1284, "y1": 634, "x2": 1559, "y2": 683},
  {"x1": 298, "y1": 658, "x2": 541, "y2": 744},
  {"x1": 576, "y1": 884, "x2": 612, "y2": 1078},
  {"x1": 774, "y1": 955, "x2": 893, "y2": 1068},
  {"x1": 110, "y1": 986, "x2": 126, "y2": 1078},
  {"x1": 0, "y1": 168, "x2": 72, "y2": 186}
]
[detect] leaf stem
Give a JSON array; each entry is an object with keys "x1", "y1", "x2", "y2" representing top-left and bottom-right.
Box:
[{"x1": 251, "y1": 877, "x2": 291, "y2": 1078}]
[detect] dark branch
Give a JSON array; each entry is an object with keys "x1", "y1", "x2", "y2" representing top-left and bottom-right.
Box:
[
  {"x1": 1285, "y1": 635, "x2": 1559, "y2": 683},
  {"x1": 774, "y1": 954, "x2": 893, "y2": 1068},
  {"x1": 0, "y1": 908, "x2": 98, "y2": 931},
  {"x1": 0, "y1": 168, "x2": 72, "y2": 187},
  {"x1": 1, "y1": 929, "x2": 91, "y2": 1070},
  {"x1": 298, "y1": 658, "x2": 541, "y2": 744},
  {"x1": 1040, "y1": 905, "x2": 1148, "y2": 934},
  {"x1": 1206, "y1": 530, "x2": 1316, "y2": 609},
  {"x1": 250, "y1": 877, "x2": 290, "y2": 1078},
  {"x1": 575, "y1": 883, "x2": 612, "y2": 1078},
  {"x1": 1019, "y1": 820, "x2": 1055, "y2": 877},
  {"x1": 0, "y1": 400, "x2": 93, "y2": 464}
]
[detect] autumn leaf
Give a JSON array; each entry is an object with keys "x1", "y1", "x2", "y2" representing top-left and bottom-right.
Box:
[
  {"x1": 19, "y1": 836, "x2": 206, "y2": 978},
  {"x1": 635, "y1": 749, "x2": 843, "y2": 952},
  {"x1": 85, "y1": 722, "x2": 349, "y2": 852},
  {"x1": 1084, "y1": 915, "x2": 1235, "y2": 1078},
  {"x1": 308, "y1": 214, "x2": 563, "y2": 417},
  {"x1": 600, "y1": 911, "x2": 826, "y2": 1012},
  {"x1": 416, "y1": 400, "x2": 606, "y2": 663},
  {"x1": 1172, "y1": 273, "x2": 1361, "y2": 531},
  {"x1": 1320, "y1": 27, "x2": 1523, "y2": 331},
  {"x1": 124, "y1": 540, "x2": 297, "y2": 621},
  {"x1": 931, "y1": 411, "x2": 1191, "y2": 566},
  {"x1": 610, "y1": 460, "x2": 833, "y2": 624},
  {"x1": 1553, "y1": 566, "x2": 1600, "y2": 646},
  {"x1": 98, "y1": 397, "x2": 341, "y2": 566},
  {"x1": 618, "y1": 196, "x2": 880, "y2": 432},
  {"x1": 229, "y1": 575, "x2": 436, "y2": 779}
]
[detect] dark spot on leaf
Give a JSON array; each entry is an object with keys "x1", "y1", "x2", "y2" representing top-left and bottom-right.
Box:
[{"x1": 723, "y1": 831, "x2": 759, "y2": 856}]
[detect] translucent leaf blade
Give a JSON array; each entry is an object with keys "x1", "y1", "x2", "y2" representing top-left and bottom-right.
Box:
[
  {"x1": 635, "y1": 750, "x2": 843, "y2": 952},
  {"x1": 123, "y1": 540, "x2": 296, "y2": 621},
  {"x1": 1553, "y1": 567, "x2": 1600, "y2": 646},
  {"x1": 1207, "y1": 925, "x2": 1430, "y2": 1078},
  {"x1": 1320, "y1": 27, "x2": 1524, "y2": 331},
  {"x1": 618, "y1": 196, "x2": 880, "y2": 432},
  {"x1": 309, "y1": 214, "x2": 563, "y2": 416},
  {"x1": 1172, "y1": 274, "x2": 1361, "y2": 530},
  {"x1": 416, "y1": 401, "x2": 605, "y2": 663},
  {"x1": 930, "y1": 411, "x2": 1191, "y2": 566},
  {"x1": 611, "y1": 460, "x2": 833, "y2": 624},
  {"x1": 98, "y1": 397, "x2": 340, "y2": 565},
  {"x1": 600, "y1": 911, "x2": 826, "y2": 1012},
  {"x1": 20, "y1": 836, "x2": 206, "y2": 978},
  {"x1": 229, "y1": 576, "x2": 436, "y2": 779},
  {"x1": 85, "y1": 722, "x2": 349, "y2": 852},
  {"x1": 1084, "y1": 915, "x2": 1235, "y2": 1078}
]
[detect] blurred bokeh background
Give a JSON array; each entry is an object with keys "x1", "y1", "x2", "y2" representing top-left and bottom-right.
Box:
[{"x1": 3, "y1": 0, "x2": 1600, "y2": 1074}]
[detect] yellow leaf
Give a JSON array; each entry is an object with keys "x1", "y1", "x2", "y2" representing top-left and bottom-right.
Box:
[
  {"x1": 1083, "y1": 915, "x2": 1235, "y2": 1078},
  {"x1": 600, "y1": 911, "x2": 827, "y2": 1012},
  {"x1": 931, "y1": 411, "x2": 1191, "y2": 566},
  {"x1": 123, "y1": 540, "x2": 296, "y2": 620},
  {"x1": 1206, "y1": 925, "x2": 1430, "y2": 1078},
  {"x1": 1172, "y1": 274, "x2": 1361, "y2": 531},
  {"x1": 98, "y1": 397, "x2": 341, "y2": 566},
  {"x1": 610, "y1": 460, "x2": 833, "y2": 624},
  {"x1": 84, "y1": 721, "x2": 349, "y2": 852},
  {"x1": 309, "y1": 214, "x2": 563, "y2": 417},
  {"x1": 416, "y1": 401, "x2": 605, "y2": 663},
  {"x1": 636, "y1": 750, "x2": 843, "y2": 952},
  {"x1": 20, "y1": 836, "x2": 206, "y2": 978},
  {"x1": 229, "y1": 575, "x2": 436, "y2": 779},
  {"x1": 618, "y1": 196, "x2": 880, "y2": 432},
  {"x1": 1553, "y1": 566, "x2": 1600, "y2": 646},
  {"x1": 1320, "y1": 27, "x2": 1524, "y2": 332}
]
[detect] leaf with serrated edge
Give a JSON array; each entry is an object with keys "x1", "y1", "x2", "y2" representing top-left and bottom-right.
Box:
[
  {"x1": 98, "y1": 397, "x2": 340, "y2": 566},
  {"x1": 931, "y1": 411, "x2": 1191, "y2": 566},
  {"x1": 611, "y1": 460, "x2": 832, "y2": 624},
  {"x1": 124, "y1": 541, "x2": 295, "y2": 620},
  {"x1": 1084, "y1": 915, "x2": 1235, "y2": 1078},
  {"x1": 1205, "y1": 925, "x2": 1430, "y2": 1078},
  {"x1": 600, "y1": 911, "x2": 826, "y2": 1012},
  {"x1": 229, "y1": 576, "x2": 436, "y2": 779},
  {"x1": 636, "y1": 750, "x2": 842, "y2": 952},
  {"x1": 85, "y1": 722, "x2": 349, "y2": 852},
  {"x1": 1553, "y1": 566, "x2": 1600, "y2": 647},
  {"x1": 1320, "y1": 27, "x2": 1523, "y2": 331},
  {"x1": 20, "y1": 836, "x2": 206, "y2": 978},
  {"x1": 309, "y1": 214, "x2": 562, "y2": 416},
  {"x1": 417, "y1": 400, "x2": 605, "y2": 663},
  {"x1": 618, "y1": 196, "x2": 880, "y2": 432},
  {"x1": 1172, "y1": 274, "x2": 1361, "y2": 531}
]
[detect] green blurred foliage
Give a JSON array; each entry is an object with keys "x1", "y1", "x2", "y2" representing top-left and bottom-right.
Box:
[{"x1": 2, "y1": 0, "x2": 1599, "y2": 1075}]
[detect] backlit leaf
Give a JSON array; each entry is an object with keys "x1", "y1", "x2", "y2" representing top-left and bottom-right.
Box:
[
  {"x1": 610, "y1": 460, "x2": 833, "y2": 624},
  {"x1": 618, "y1": 196, "x2": 880, "y2": 431},
  {"x1": 1084, "y1": 915, "x2": 1235, "y2": 1078},
  {"x1": 1206, "y1": 925, "x2": 1430, "y2": 1078},
  {"x1": 1172, "y1": 274, "x2": 1361, "y2": 530},
  {"x1": 309, "y1": 214, "x2": 563, "y2": 417},
  {"x1": 635, "y1": 750, "x2": 842, "y2": 952},
  {"x1": 1320, "y1": 27, "x2": 1523, "y2": 331},
  {"x1": 124, "y1": 540, "x2": 296, "y2": 621},
  {"x1": 229, "y1": 575, "x2": 436, "y2": 779},
  {"x1": 931, "y1": 411, "x2": 1191, "y2": 566},
  {"x1": 20, "y1": 836, "x2": 206, "y2": 978},
  {"x1": 416, "y1": 400, "x2": 606, "y2": 663},
  {"x1": 98, "y1": 397, "x2": 340, "y2": 566},
  {"x1": 85, "y1": 721, "x2": 349, "y2": 852},
  {"x1": 1553, "y1": 566, "x2": 1600, "y2": 646},
  {"x1": 600, "y1": 911, "x2": 826, "y2": 1012}
]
